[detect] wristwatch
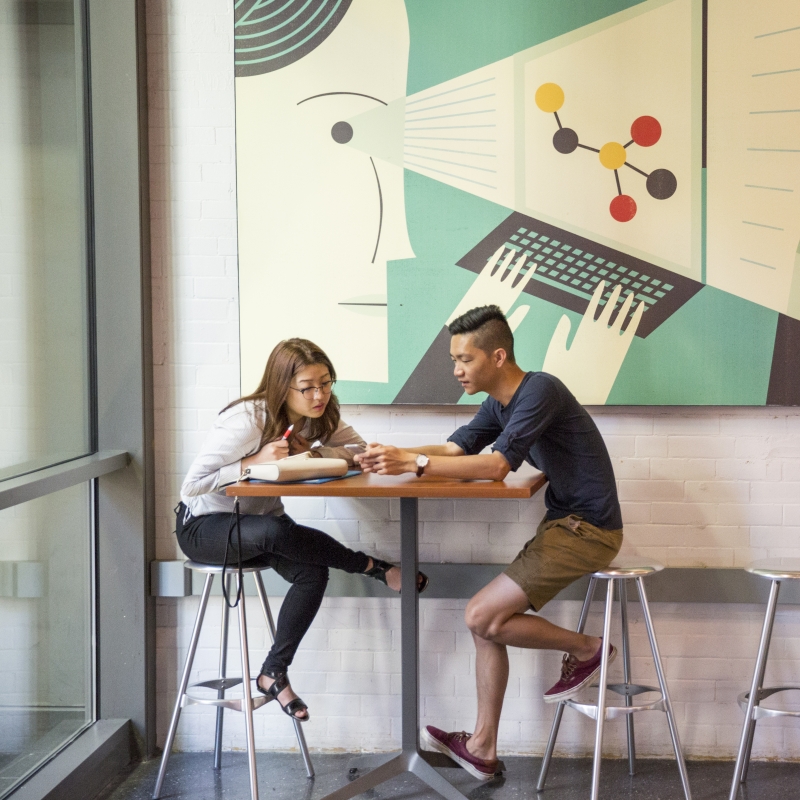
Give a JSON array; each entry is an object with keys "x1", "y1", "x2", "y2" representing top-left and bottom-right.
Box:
[{"x1": 415, "y1": 454, "x2": 429, "y2": 477}]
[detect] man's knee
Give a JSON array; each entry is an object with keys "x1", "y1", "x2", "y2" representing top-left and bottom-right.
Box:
[{"x1": 465, "y1": 596, "x2": 502, "y2": 640}]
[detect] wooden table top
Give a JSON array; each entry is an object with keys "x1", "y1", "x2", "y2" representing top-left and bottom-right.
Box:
[{"x1": 225, "y1": 470, "x2": 547, "y2": 499}]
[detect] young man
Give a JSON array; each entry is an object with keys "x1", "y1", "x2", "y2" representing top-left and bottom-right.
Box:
[{"x1": 358, "y1": 304, "x2": 623, "y2": 781}]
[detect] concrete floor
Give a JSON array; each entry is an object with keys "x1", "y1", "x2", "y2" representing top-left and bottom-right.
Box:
[{"x1": 96, "y1": 751, "x2": 799, "y2": 800}]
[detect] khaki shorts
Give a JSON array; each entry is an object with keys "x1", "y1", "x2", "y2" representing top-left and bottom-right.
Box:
[{"x1": 504, "y1": 514, "x2": 623, "y2": 612}]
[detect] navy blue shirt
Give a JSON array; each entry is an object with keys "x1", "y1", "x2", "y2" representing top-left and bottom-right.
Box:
[{"x1": 448, "y1": 372, "x2": 623, "y2": 531}]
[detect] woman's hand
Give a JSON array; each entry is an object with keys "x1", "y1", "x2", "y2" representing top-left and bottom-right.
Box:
[
  {"x1": 242, "y1": 438, "x2": 289, "y2": 470},
  {"x1": 289, "y1": 432, "x2": 316, "y2": 456}
]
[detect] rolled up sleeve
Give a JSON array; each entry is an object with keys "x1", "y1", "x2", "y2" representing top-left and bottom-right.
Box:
[
  {"x1": 491, "y1": 378, "x2": 560, "y2": 471},
  {"x1": 447, "y1": 401, "x2": 502, "y2": 455}
]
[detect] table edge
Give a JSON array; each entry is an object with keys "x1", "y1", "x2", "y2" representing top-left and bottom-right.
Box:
[{"x1": 224, "y1": 473, "x2": 547, "y2": 499}]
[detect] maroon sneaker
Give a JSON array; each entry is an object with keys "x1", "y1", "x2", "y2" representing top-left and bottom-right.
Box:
[
  {"x1": 543, "y1": 641, "x2": 617, "y2": 703},
  {"x1": 421, "y1": 726, "x2": 501, "y2": 781}
]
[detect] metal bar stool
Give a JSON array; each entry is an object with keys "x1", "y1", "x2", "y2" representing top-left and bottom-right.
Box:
[
  {"x1": 153, "y1": 560, "x2": 314, "y2": 800},
  {"x1": 537, "y1": 558, "x2": 691, "y2": 800},
  {"x1": 729, "y1": 559, "x2": 800, "y2": 800}
]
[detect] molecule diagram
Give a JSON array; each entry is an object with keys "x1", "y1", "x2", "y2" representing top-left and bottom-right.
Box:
[{"x1": 535, "y1": 83, "x2": 677, "y2": 222}]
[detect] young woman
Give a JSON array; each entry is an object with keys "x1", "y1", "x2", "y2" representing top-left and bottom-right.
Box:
[{"x1": 176, "y1": 338, "x2": 426, "y2": 722}]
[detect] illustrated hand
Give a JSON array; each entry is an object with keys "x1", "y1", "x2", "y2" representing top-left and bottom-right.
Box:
[
  {"x1": 357, "y1": 444, "x2": 414, "y2": 475},
  {"x1": 542, "y1": 281, "x2": 644, "y2": 405},
  {"x1": 242, "y1": 438, "x2": 289, "y2": 469},
  {"x1": 447, "y1": 246, "x2": 533, "y2": 329}
]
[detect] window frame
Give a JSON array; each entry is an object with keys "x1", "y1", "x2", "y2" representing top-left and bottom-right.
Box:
[{"x1": 4, "y1": 0, "x2": 154, "y2": 795}]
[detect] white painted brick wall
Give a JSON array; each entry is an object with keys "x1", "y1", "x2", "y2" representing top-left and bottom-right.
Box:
[{"x1": 147, "y1": 0, "x2": 800, "y2": 759}]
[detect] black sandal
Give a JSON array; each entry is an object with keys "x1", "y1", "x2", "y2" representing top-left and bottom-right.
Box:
[
  {"x1": 256, "y1": 669, "x2": 309, "y2": 722},
  {"x1": 364, "y1": 558, "x2": 429, "y2": 594}
]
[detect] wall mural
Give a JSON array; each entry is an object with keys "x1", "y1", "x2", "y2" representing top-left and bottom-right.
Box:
[{"x1": 233, "y1": 0, "x2": 800, "y2": 405}]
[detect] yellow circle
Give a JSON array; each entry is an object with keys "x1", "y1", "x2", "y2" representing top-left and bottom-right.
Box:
[
  {"x1": 599, "y1": 141, "x2": 627, "y2": 170},
  {"x1": 535, "y1": 83, "x2": 564, "y2": 113}
]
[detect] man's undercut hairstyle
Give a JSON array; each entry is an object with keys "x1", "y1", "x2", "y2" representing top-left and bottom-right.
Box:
[{"x1": 448, "y1": 305, "x2": 516, "y2": 363}]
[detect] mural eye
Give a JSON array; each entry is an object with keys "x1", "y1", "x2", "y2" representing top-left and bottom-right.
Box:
[{"x1": 331, "y1": 121, "x2": 353, "y2": 144}]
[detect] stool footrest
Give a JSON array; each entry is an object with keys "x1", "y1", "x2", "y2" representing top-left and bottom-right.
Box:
[
  {"x1": 183, "y1": 678, "x2": 270, "y2": 712},
  {"x1": 195, "y1": 677, "x2": 243, "y2": 691},
  {"x1": 738, "y1": 686, "x2": 800, "y2": 719},
  {"x1": 606, "y1": 682, "x2": 660, "y2": 698},
  {"x1": 566, "y1": 683, "x2": 666, "y2": 721}
]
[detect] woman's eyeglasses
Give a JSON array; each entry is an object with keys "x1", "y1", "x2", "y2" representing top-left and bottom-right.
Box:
[{"x1": 289, "y1": 380, "x2": 335, "y2": 400}]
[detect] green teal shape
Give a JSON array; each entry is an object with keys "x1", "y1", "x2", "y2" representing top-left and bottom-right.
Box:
[
  {"x1": 455, "y1": 284, "x2": 776, "y2": 406},
  {"x1": 335, "y1": 170, "x2": 510, "y2": 403},
  {"x1": 405, "y1": 0, "x2": 650, "y2": 95},
  {"x1": 606, "y1": 286, "x2": 778, "y2": 404}
]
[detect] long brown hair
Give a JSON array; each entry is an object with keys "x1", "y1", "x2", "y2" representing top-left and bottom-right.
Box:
[{"x1": 225, "y1": 338, "x2": 340, "y2": 449}]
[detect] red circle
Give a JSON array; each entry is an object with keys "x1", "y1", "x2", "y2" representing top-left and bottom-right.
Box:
[
  {"x1": 630, "y1": 116, "x2": 661, "y2": 147},
  {"x1": 610, "y1": 194, "x2": 637, "y2": 222}
]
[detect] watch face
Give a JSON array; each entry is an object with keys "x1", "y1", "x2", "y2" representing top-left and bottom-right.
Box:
[{"x1": 416, "y1": 455, "x2": 428, "y2": 467}]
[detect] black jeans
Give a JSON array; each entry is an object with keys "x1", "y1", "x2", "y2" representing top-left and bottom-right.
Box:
[{"x1": 176, "y1": 504, "x2": 371, "y2": 674}]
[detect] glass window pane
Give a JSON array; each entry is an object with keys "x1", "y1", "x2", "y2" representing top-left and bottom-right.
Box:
[
  {"x1": 0, "y1": 0, "x2": 91, "y2": 482},
  {"x1": 0, "y1": 482, "x2": 93, "y2": 798}
]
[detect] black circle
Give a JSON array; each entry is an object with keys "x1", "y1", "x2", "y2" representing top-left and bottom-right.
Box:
[
  {"x1": 553, "y1": 128, "x2": 579, "y2": 154},
  {"x1": 331, "y1": 121, "x2": 353, "y2": 144},
  {"x1": 646, "y1": 168, "x2": 677, "y2": 200}
]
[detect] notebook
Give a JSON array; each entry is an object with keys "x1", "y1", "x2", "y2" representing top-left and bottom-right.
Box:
[{"x1": 241, "y1": 452, "x2": 349, "y2": 483}]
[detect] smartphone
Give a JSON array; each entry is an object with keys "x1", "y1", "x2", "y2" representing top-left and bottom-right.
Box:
[{"x1": 344, "y1": 443, "x2": 367, "y2": 455}]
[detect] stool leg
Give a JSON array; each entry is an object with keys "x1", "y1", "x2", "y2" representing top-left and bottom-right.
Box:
[
  {"x1": 729, "y1": 579, "x2": 780, "y2": 798},
  {"x1": 253, "y1": 572, "x2": 277, "y2": 635},
  {"x1": 537, "y1": 577, "x2": 597, "y2": 792},
  {"x1": 619, "y1": 580, "x2": 636, "y2": 775},
  {"x1": 214, "y1": 573, "x2": 232, "y2": 770},
  {"x1": 637, "y1": 577, "x2": 692, "y2": 800},
  {"x1": 153, "y1": 573, "x2": 215, "y2": 799},
  {"x1": 253, "y1": 571, "x2": 314, "y2": 779},
  {"x1": 741, "y1": 581, "x2": 779, "y2": 782},
  {"x1": 237, "y1": 576, "x2": 260, "y2": 800},
  {"x1": 590, "y1": 578, "x2": 615, "y2": 800}
]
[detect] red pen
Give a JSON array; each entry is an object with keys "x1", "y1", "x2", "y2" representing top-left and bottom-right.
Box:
[{"x1": 282, "y1": 424, "x2": 294, "y2": 440}]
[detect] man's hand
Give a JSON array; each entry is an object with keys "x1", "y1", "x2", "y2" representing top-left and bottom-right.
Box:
[{"x1": 357, "y1": 444, "x2": 416, "y2": 475}]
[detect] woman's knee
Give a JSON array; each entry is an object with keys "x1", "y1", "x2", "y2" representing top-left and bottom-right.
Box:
[{"x1": 293, "y1": 563, "x2": 329, "y2": 588}]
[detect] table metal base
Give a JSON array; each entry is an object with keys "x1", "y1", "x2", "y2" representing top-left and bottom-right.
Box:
[
  {"x1": 318, "y1": 498, "x2": 470, "y2": 800},
  {"x1": 321, "y1": 750, "x2": 471, "y2": 800}
]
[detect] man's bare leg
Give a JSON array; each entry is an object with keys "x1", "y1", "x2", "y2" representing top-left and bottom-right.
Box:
[
  {"x1": 464, "y1": 574, "x2": 600, "y2": 762},
  {"x1": 468, "y1": 635, "x2": 509, "y2": 763}
]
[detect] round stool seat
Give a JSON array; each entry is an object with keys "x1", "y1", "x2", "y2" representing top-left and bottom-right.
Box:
[
  {"x1": 746, "y1": 558, "x2": 800, "y2": 580},
  {"x1": 592, "y1": 557, "x2": 665, "y2": 579},
  {"x1": 184, "y1": 559, "x2": 270, "y2": 574}
]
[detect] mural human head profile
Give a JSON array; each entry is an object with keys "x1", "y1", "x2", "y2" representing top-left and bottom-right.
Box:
[{"x1": 234, "y1": 0, "x2": 414, "y2": 391}]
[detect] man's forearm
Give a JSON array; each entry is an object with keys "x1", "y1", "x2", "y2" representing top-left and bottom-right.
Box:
[
  {"x1": 358, "y1": 442, "x2": 510, "y2": 481},
  {"x1": 424, "y1": 452, "x2": 510, "y2": 481},
  {"x1": 403, "y1": 443, "x2": 464, "y2": 457}
]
